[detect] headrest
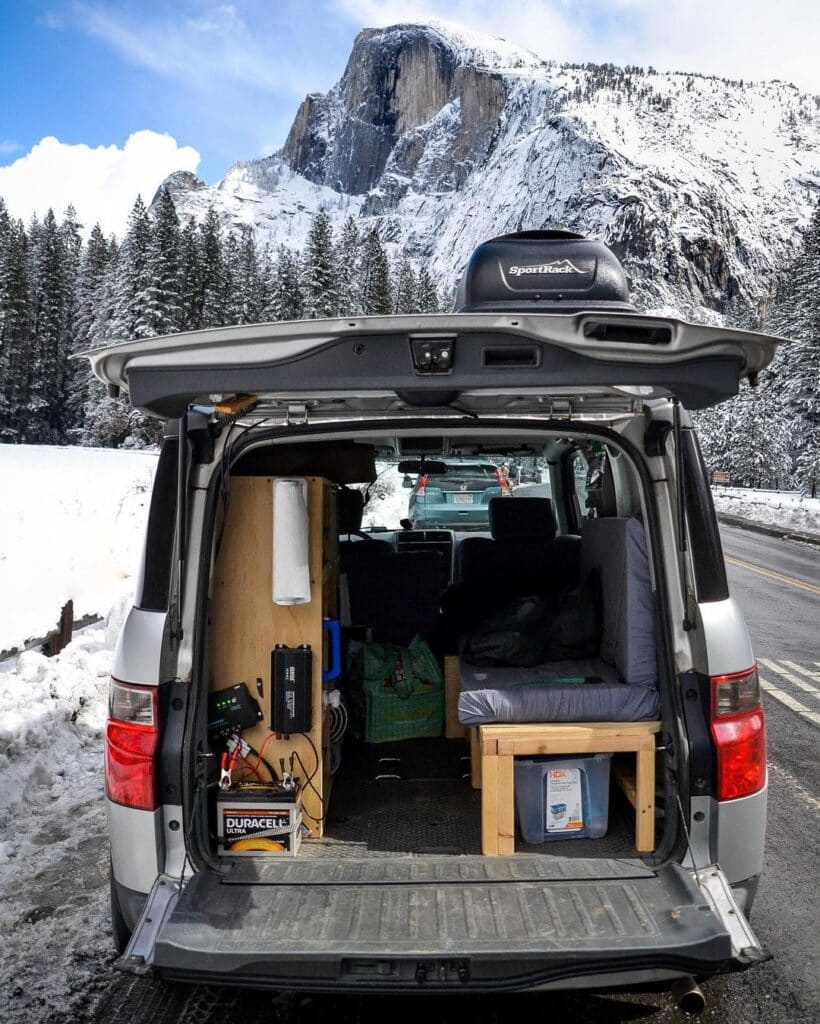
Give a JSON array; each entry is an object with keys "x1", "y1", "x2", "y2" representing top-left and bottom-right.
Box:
[
  {"x1": 489, "y1": 497, "x2": 557, "y2": 542},
  {"x1": 338, "y1": 487, "x2": 365, "y2": 535}
]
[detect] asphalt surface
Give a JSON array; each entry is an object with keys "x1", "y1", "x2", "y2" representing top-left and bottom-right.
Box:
[{"x1": 14, "y1": 526, "x2": 820, "y2": 1024}]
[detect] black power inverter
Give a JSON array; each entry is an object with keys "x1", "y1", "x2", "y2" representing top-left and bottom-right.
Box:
[{"x1": 272, "y1": 644, "x2": 312, "y2": 733}]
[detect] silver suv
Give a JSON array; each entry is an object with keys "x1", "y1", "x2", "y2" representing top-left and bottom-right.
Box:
[{"x1": 89, "y1": 231, "x2": 774, "y2": 1003}]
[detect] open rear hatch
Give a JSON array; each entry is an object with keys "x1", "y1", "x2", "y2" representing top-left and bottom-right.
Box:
[
  {"x1": 122, "y1": 856, "x2": 766, "y2": 990},
  {"x1": 84, "y1": 311, "x2": 782, "y2": 420}
]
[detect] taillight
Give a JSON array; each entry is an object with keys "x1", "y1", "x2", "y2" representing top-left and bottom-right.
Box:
[
  {"x1": 105, "y1": 678, "x2": 159, "y2": 810},
  {"x1": 710, "y1": 666, "x2": 766, "y2": 801},
  {"x1": 416, "y1": 473, "x2": 429, "y2": 496}
]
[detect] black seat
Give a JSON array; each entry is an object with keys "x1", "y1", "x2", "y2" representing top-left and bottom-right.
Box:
[
  {"x1": 345, "y1": 547, "x2": 444, "y2": 645},
  {"x1": 338, "y1": 487, "x2": 391, "y2": 573},
  {"x1": 457, "y1": 497, "x2": 579, "y2": 593},
  {"x1": 337, "y1": 487, "x2": 443, "y2": 644},
  {"x1": 436, "y1": 498, "x2": 580, "y2": 651}
]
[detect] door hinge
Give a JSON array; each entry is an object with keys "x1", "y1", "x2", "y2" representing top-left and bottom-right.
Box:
[
  {"x1": 115, "y1": 874, "x2": 180, "y2": 975},
  {"x1": 694, "y1": 865, "x2": 768, "y2": 963}
]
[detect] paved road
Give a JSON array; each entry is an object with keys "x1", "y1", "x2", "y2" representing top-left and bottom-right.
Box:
[
  {"x1": 710, "y1": 525, "x2": 820, "y2": 1021},
  {"x1": 14, "y1": 526, "x2": 818, "y2": 1024}
]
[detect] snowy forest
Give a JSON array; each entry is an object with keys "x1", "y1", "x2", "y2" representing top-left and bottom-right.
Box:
[
  {"x1": 0, "y1": 189, "x2": 442, "y2": 448},
  {"x1": 695, "y1": 201, "x2": 820, "y2": 497},
  {"x1": 0, "y1": 187, "x2": 817, "y2": 495}
]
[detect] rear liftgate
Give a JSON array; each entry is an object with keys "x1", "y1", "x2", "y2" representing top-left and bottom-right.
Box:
[{"x1": 118, "y1": 854, "x2": 766, "y2": 989}]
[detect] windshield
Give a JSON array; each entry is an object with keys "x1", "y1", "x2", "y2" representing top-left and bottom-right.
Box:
[{"x1": 360, "y1": 460, "x2": 548, "y2": 531}]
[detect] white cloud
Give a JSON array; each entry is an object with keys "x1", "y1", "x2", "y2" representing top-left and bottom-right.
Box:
[
  {"x1": 334, "y1": 0, "x2": 820, "y2": 92},
  {"x1": 0, "y1": 131, "x2": 200, "y2": 237},
  {"x1": 0, "y1": 141, "x2": 22, "y2": 155}
]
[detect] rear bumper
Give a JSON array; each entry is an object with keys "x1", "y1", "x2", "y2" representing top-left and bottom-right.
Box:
[{"x1": 156, "y1": 950, "x2": 750, "y2": 994}]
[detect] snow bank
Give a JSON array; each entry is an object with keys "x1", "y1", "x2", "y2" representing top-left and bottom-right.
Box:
[
  {"x1": 712, "y1": 487, "x2": 820, "y2": 538},
  {"x1": 0, "y1": 446, "x2": 155, "y2": 1019},
  {"x1": 0, "y1": 603, "x2": 131, "y2": 1021},
  {"x1": 0, "y1": 444, "x2": 158, "y2": 653}
]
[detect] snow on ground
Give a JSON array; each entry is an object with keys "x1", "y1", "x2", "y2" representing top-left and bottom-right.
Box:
[
  {"x1": 0, "y1": 446, "x2": 156, "y2": 1022},
  {"x1": 361, "y1": 462, "x2": 410, "y2": 531},
  {"x1": 0, "y1": 444, "x2": 158, "y2": 653},
  {"x1": 712, "y1": 487, "x2": 820, "y2": 538},
  {"x1": 0, "y1": 596, "x2": 134, "y2": 1022}
]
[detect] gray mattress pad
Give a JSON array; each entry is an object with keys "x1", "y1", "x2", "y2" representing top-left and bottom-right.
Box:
[{"x1": 457, "y1": 657, "x2": 660, "y2": 725}]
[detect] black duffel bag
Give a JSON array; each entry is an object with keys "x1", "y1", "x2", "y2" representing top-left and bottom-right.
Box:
[{"x1": 463, "y1": 574, "x2": 601, "y2": 668}]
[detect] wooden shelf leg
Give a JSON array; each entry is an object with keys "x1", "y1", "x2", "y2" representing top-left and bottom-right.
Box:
[
  {"x1": 496, "y1": 749, "x2": 515, "y2": 856},
  {"x1": 635, "y1": 739, "x2": 656, "y2": 853},
  {"x1": 470, "y1": 728, "x2": 482, "y2": 789},
  {"x1": 481, "y1": 746, "x2": 499, "y2": 856}
]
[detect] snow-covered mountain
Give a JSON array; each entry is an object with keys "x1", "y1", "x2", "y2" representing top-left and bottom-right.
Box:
[{"x1": 156, "y1": 21, "x2": 820, "y2": 320}]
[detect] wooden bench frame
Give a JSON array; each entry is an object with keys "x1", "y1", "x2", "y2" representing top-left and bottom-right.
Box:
[{"x1": 476, "y1": 721, "x2": 661, "y2": 855}]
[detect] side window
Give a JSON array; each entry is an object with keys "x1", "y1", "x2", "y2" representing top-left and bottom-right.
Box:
[
  {"x1": 570, "y1": 451, "x2": 590, "y2": 525},
  {"x1": 137, "y1": 438, "x2": 178, "y2": 611},
  {"x1": 682, "y1": 428, "x2": 729, "y2": 602}
]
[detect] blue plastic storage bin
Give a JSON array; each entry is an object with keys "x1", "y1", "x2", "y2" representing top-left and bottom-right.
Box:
[{"x1": 514, "y1": 753, "x2": 612, "y2": 843}]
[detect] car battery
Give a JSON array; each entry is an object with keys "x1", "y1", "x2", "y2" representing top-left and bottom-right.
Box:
[{"x1": 217, "y1": 783, "x2": 303, "y2": 856}]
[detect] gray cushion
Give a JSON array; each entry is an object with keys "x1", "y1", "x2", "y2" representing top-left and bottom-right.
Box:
[
  {"x1": 581, "y1": 517, "x2": 658, "y2": 687},
  {"x1": 458, "y1": 656, "x2": 659, "y2": 724}
]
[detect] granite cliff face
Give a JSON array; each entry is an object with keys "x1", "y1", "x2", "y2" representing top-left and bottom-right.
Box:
[{"x1": 157, "y1": 22, "x2": 820, "y2": 320}]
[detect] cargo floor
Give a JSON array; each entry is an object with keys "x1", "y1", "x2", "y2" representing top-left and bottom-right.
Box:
[{"x1": 299, "y1": 738, "x2": 640, "y2": 860}]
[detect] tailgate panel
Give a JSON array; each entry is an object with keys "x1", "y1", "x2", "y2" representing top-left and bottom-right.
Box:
[{"x1": 147, "y1": 859, "x2": 742, "y2": 987}]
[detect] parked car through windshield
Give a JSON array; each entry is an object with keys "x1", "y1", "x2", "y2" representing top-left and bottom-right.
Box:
[{"x1": 407, "y1": 460, "x2": 509, "y2": 528}]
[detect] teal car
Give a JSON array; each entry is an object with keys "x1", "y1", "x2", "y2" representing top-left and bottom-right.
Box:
[{"x1": 406, "y1": 460, "x2": 509, "y2": 528}]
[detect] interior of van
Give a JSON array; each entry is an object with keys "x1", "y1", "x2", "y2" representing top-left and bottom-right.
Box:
[{"x1": 200, "y1": 424, "x2": 672, "y2": 867}]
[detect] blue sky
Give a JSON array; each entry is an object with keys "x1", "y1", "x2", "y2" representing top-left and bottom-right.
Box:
[
  {"x1": 1, "y1": 1, "x2": 817, "y2": 234},
  {"x1": 0, "y1": 1, "x2": 360, "y2": 180}
]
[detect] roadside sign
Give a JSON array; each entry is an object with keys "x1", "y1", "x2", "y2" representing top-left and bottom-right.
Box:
[{"x1": 713, "y1": 470, "x2": 731, "y2": 484}]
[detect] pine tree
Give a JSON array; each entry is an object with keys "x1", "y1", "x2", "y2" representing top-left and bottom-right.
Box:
[
  {"x1": 265, "y1": 246, "x2": 303, "y2": 321},
  {"x1": 89, "y1": 235, "x2": 120, "y2": 342},
  {"x1": 257, "y1": 245, "x2": 276, "y2": 319},
  {"x1": 393, "y1": 251, "x2": 417, "y2": 314},
  {"x1": 0, "y1": 196, "x2": 10, "y2": 256},
  {"x1": 26, "y1": 209, "x2": 66, "y2": 442},
  {"x1": 142, "y1": 187, "x2": 182, "y2": 337},
  {"x1": 220, "y1": 231, "x2": 244, "y2": 325},
  {"x1": 178, "y1": 217, "x2": 202, "y2": 331},
  {"x1": 415, "y1": 266, "x2": 442, "y2": 313},
  {"x1": 766, "y1": 199, "x2": 820, "y2": 495},
  {"x1": 0, "y1": 219, "x2": 31, "y2": 441},
  {"x1": 198, "y1": 207, "x2": 226, "y2": 328},
  {"x1": 336, "y1": 216, "x2": 362, "y2": 316},
  {"x1": 360, "y1": 229, "x2": 392, "y2": 315},
  {"x1": 301, "y1": 211, "x2": 337, "y2": 319},
  {"x1": 58, "y1": 205, "x2": 85, "y2": 439},
  {"x1": 110, "y1": 196, "x2": 153, "y2": 340},
  {"x1": 73, "y1": 224, "x2": 116, "y2": 443},
  {"x1": 237, "y1": 229, "x2": 264, "y2": 324}
]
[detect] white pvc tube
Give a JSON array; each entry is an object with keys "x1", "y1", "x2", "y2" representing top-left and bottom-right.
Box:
[{"x1": 272, "y1": 478, "x2": 311, "y2": 605}]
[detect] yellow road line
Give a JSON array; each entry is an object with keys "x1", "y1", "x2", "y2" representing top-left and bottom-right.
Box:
[{"x1": 725, "y1": 556, "x2": 820, "y2": 595}]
